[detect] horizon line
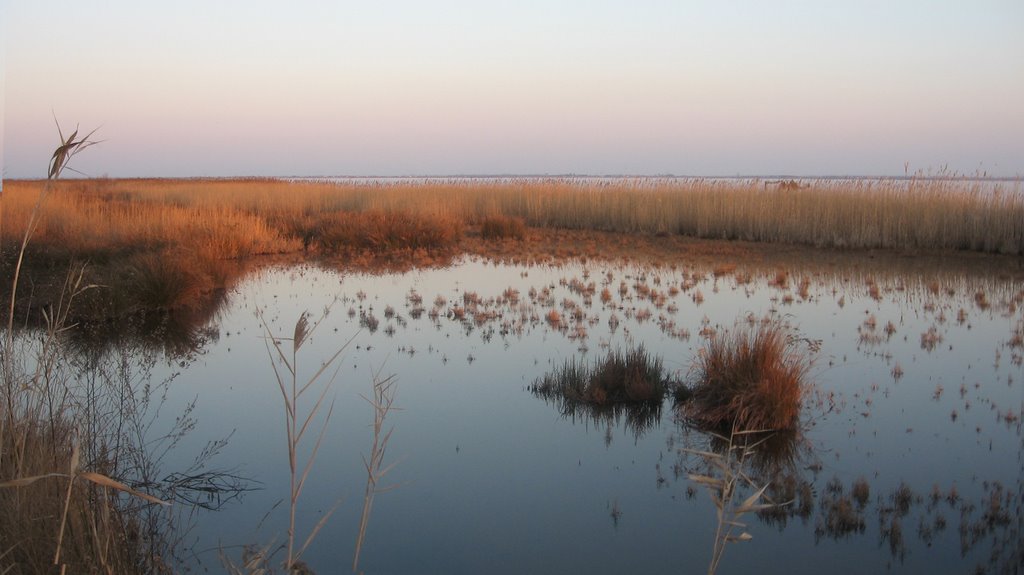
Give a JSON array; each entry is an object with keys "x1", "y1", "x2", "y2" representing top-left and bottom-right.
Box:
[{"x1": 4, "y1": 173, "x2": 1023, "y2": 183}]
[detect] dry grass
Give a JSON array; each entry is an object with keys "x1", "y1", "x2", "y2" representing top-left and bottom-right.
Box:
[
  {"x1": 318, "y1": 210, "x2": 462, "y2": 253},
  {"x1": 2, "y1": 177, "x2": 1022, "y2": 319},
  {"x1": 0, "y1": 281, "x2": 186, "y2": 575},
  {"x1": 256, "y1": 311, "x2": 352, "y2": 572},
  {"x1": 4, "y1": 176, "x2": 1021, "y2": 257},
  {"x1": 684, "y1": 430, "x2": 777, "y2": 575},
  {"x1": 245, "y1": 311, "x2": 399, "y2": 574},
  {"x1": 1, "y1": 132, "x2": 187, "y2": 573},
  {"x1": 683, "y1": 319, "x2": 813, "y2": 432},
  {"x1": 353, "y1": 369, "x2": 400, "y2": 573},
  {"x1": 0, "y1": 419, "x2": 154, "y2": 574},
  {"x1": 479, "y1": 214, "x2": 527, "y2": 241}
]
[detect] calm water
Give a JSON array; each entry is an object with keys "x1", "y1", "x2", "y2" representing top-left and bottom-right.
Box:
[
  {"x1": 287, "y1": 175, "x2": 1023, "y2": 195},
  {"x1": 80, "y1": 258, "x2": 1023, "y2": 573}
]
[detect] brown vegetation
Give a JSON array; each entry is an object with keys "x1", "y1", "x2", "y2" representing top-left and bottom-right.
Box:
[
  {"x1": 1, "y1": 300, "x2": 182, "y2": 574},
  {"x1": 682, "y1": 319, "x2": 812, "y2": 432},
  {"x1": 480, "y1": 214, "x2": 527, "y2": 240},
  {"x1": 2, "y1": 177, "x2": 1022, "y2": 322}
]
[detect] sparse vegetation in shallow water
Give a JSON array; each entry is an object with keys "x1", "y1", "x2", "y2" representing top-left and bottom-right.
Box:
[
  {"x1": 814, "y1": 476, "x2": 886, "y2": 541},
  {"x1": 756, "y1": 472, "x2": 814, "y2": 527},
  {"x1": 530, "y1": 345, "x2": 671, "y2": 406},
  {"x1": 545, "y1": 308, "x2": 562, "y2": 326},
  {"x1": 680, "y1": 319, "x2": 814, "y2": 432},
  {"x1": 851, "y1": 477, "x2": 871, "y2": 508}
]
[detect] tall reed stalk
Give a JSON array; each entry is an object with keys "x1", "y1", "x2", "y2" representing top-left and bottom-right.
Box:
[
  {"x1": 5, "y1": 120, "x2": 98, "y2": 338},
  {"x1": 258, "y1": 310, "x2": 352, "y2": 572},
  {"x1": 0, "y1": 123, "x2": 185, "y2": 573}
]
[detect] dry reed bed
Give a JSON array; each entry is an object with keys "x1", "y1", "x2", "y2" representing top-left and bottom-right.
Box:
[
  {"x1": 2, "y1": 178, "x2": 1021, "y2": 317},
  {"x1": 4, "y1": 177, "x2": 1022, "y2": 255},
  {"x1": 0, "y1": 416, "x2": 147, "y2": 573},
  {"x1": 1, "y1": 316, "x2": 178, "y2": 573}
]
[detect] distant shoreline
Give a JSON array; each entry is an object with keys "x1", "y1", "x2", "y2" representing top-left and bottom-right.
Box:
[{"x1": 4, "y1": 174, "x2": 1022, "y2": 184}]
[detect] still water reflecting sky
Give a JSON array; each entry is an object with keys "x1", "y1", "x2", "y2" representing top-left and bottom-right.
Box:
[{"x1": 137, "y1": 258, "x2": 1021, "y2": 574}]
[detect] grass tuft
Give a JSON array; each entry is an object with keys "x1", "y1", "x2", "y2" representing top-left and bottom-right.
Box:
[
  {"x1": 531, "y1": 345, "x2": 670, "y2": 406},
  {"x1": 682, "y1": 319, "x2": 812, "y2": 432}
]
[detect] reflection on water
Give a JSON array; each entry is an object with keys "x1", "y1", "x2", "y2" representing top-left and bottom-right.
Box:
[
  {"x1": 66, "y1": 289, "x2": 228, "y2": 361},
  {"x1": 532, "y1": 387, "x2": 664, "y2": 442},
  {"x1": 45, "y1": 253, "x2": 1024, "y2": 573},
  {"x1": 2, "y1": 316, "x2": 251, "y2": 571},
  {"x1": 70, "y1": 331, "x2": 256, "y2": 528}
]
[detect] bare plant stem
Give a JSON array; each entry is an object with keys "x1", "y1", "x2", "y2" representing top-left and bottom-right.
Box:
[
  {"x1": 685, "y1": 429, "x2": 775, "y2": 575},
  {"x1": 5, "y1": 119, "x2": 98, "y2": 340},
  {"x1": 353, "y1": 368, "x2": 399, "y2": 573},
  {"x1": 258, "y1": 309, "x2": 352, "y2": 573}
]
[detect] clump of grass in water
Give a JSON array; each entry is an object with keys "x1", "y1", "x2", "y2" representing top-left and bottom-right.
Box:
[
  {"x1": 530, "y1": 346, "x2": 671, "y2": 439},
  {"x1": 681, "y1": 319, "x2": 814, "y2": 432},
  {"x1": 531, "y1": 345, "x2": 670, "y2": 406}
]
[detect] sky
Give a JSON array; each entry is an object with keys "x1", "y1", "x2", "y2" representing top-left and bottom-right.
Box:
[{"x1": 2, "y1": 1, "x2": 1022, "y2": 179}]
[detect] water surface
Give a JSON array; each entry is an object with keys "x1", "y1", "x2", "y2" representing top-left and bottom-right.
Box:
[{"x1": 99, "y1": 257, "x2": 1022, "y2": 573}]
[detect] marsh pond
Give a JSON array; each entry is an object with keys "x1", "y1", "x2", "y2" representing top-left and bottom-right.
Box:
[{"x1": 26, "y1": 253, "x2": 1024, "y2": 574}]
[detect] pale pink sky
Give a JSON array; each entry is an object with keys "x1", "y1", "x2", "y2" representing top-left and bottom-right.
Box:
[{"x1": 2, "y1": 1, "x2": 1023, "y2": 179}]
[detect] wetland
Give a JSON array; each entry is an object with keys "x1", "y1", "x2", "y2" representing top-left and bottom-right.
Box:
[{"x1": 2, "y1": 178, "x2": 1022, "y2": 573}]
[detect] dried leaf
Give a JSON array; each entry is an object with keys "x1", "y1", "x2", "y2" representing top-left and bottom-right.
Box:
[
  {"x1": 687, "y1": 474, "x2": 722, "y2": 487},
  {"x1": 735, "y1": 502, "x2": 775, "y2": 514},
  {"x1": 0, "y1": 473, "x2": 68, "y2": 488},
  {"x1": 79, "y1": 472, "x2": 170, "y2": 506},
  {"x1": 738, "y1": 483, "x2": 769, "y2": 512}
]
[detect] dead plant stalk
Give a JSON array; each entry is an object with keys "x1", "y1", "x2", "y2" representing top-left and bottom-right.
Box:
[
  {"x1": 353, "y1": 367, "x2": 400, "y2": 573},
  {"x1": 259, "y1": 310, "x2": 352, "y2": 572},
  {"x1": 685, "y1": 430, "x2": 778, "y2": 575}
]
